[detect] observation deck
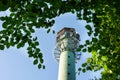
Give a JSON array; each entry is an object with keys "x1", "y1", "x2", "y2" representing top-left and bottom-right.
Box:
[{"x1": 53, "y1": 27, "x2": 81, "y2": 62}]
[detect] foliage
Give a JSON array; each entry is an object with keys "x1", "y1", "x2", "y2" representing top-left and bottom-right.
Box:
[{"x1": 0, "y1": 0, "x2": 120, "y2": 79}]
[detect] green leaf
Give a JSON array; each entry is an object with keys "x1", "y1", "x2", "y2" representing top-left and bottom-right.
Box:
[
  {"x1": 33, "y1": 37, "x2": 37, "y2": 41},
  {"x1": 35, "y1": 41, "x2": 39, "y2": 46},
  {"x1": 38, "y1": 64, "x2": 42, "y2": 69},
  {"x1": 10, "y1": 13, "x2": 15, "y2": 17},
  {"x1": 40, "y1": 58, "x2": 44, "y2": 63},
  {"x1": 82, "y1": 48, "x2": 87, "y2": 52},
  {"x1": 87, "y1": 58, "x2": 92, "y2": 63},
  {"x1": 76, "y1": 48, "x2": 81, "y2": 52},
  {"x1": 82, "y1": 63, "x2": 87, "y2": 67},
  {"x1": 86, "y1": 66, "x2": 92, "y2": 71},
  {"x1": 28, "y1": 53, "x2": 33, "y2": 57},
  {"x1": 88, "y1": 47, "x2": 92, "y2": 52},
  {"x1": 101, "y1": 56, "x2": 108, "y2": 61},
  {"x1": 38, "y1": 53, "x2": 42, "y2": 58},
  {"x1": 92, "y1": 50, "x2": 97, "y2": 54},
  {"x1": 33, "y1": 59, "x2": 38, "y2": 65},
  {"x1": 85, "y1": 40, "x2": 90, "y2": 45},
  {"x1": 30, "y1": 28, "x2": 35, "y2": 33},
  {"x1": 43, "y1": 65, "x2": 45, "y2": 69},
  {"x1": 0, "y1": 16, "x2": 6, "y2": 21},
  {"x1": 2, "y1": 22, "x2": 7, "y2": 28},
  {"x1": 92, "y1": 38, "x2": 98, "y2": 42},
  {"x1": 78, "y1": 68, "x2": 82, "y2": 71},
  {"x1": 79, "y1": 45, "x2": 84, "y2": 48},
  {"x1": 0, "y1": 1, "x2": 9, "y2": 11},
  {"x1": 27, "y1": 46, "x2": 32, "y2": 50},
  {"x1": 82, "y1": 68, "x2": 86, "y2": 73},
  {"x1": 52, "y1": 30, "x2": 55, "y2": 34},
  {"x1": 94, "y1": 32, "x2": 98, "y2": 36},
  {"x1": 17, "y1": 43, "x2": 22, "y2": 49},
  {"x1": 6, "y1": 43, "x2": 10, "y2": 48},
  {"x1": 77, "y1": 45, "x2": 83, "y2": 51},
  {"x1": 47, "y1": 29, "x2": 50, "y2": 33},
  {"x1": 87, "y1": 31, "x2": 92, "y2": 36},
  {"x1": 103, "y1": 64, "x2": 108, "y2": 70},
  {"x1": 0, "y1": 45, "x2": 5, "y2": 50},
  {"x1": 85, "y1": 25, "x2": 92, "y2": 31},
  {"x1": 36, "y1": 48, "x2": 40, "y2": 53},
  {"x1": 28, "y1": 47, "x2": 33, "y2": 57}
]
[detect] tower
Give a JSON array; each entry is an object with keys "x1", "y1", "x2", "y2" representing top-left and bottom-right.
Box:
[{"x1": 53, "y1": 27, "x2": 81, "y2": 80}]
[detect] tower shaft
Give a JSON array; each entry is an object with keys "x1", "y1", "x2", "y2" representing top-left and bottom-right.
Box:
[
  {"x1": 58, "y1": 51, "x2": 75, "y2": 80},
  {"x1": 58, "y1": 38, "x2": 76, "y2": 80}
]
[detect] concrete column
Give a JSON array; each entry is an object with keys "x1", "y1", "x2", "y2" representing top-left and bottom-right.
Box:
[{"x1": 58, "y1": 51, "x2": 75, "y2": 80}]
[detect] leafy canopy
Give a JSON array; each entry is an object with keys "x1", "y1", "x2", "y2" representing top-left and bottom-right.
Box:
[{"x1": 0, "y1": 0, "x2": 120, "y2": 79}]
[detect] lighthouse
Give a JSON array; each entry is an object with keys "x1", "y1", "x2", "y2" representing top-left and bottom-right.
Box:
[{"x1": 53, "y1": 27, "x2": 81, "y2": 80}]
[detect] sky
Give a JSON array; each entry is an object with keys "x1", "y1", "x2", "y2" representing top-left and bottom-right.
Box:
[{"x1": 0, "y1": 11, "x2": 101, "y2": 80}]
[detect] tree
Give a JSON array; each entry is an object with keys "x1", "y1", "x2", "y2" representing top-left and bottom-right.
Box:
[{"x1": 0, "y1": 0, "x2": 120, "y2": 79}]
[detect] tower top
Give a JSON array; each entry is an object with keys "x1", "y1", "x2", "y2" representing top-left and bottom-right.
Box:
[
  {"x1": 57, "y1": 27, "x2": 75, "y2": 35},
  {"x1": 56, "y1": 27, "x2": 80, "y2": 42},
  {"x1": 53, "y1": 27, "x2": 81, "y2": 62}
]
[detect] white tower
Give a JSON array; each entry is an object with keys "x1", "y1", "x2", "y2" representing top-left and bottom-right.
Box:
[{"x1": 53, "y1": 27, "x2": 81, "y2": 80}]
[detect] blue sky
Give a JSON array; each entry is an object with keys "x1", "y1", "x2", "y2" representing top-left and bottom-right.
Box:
[{"x1": 0, "y1": 11, "x2": 101, "y2": 80}]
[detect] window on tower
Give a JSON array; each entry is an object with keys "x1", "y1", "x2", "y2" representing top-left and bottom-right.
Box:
[
  {"x1": 68, "y1": 56, "x2": 70, "y2": 58},
  {"x1": 68, "y1": 63, "x2": 70, "y2": 66},
  {"x1": 68, "y1": 72, "x2": 70, "y2": 75}
]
